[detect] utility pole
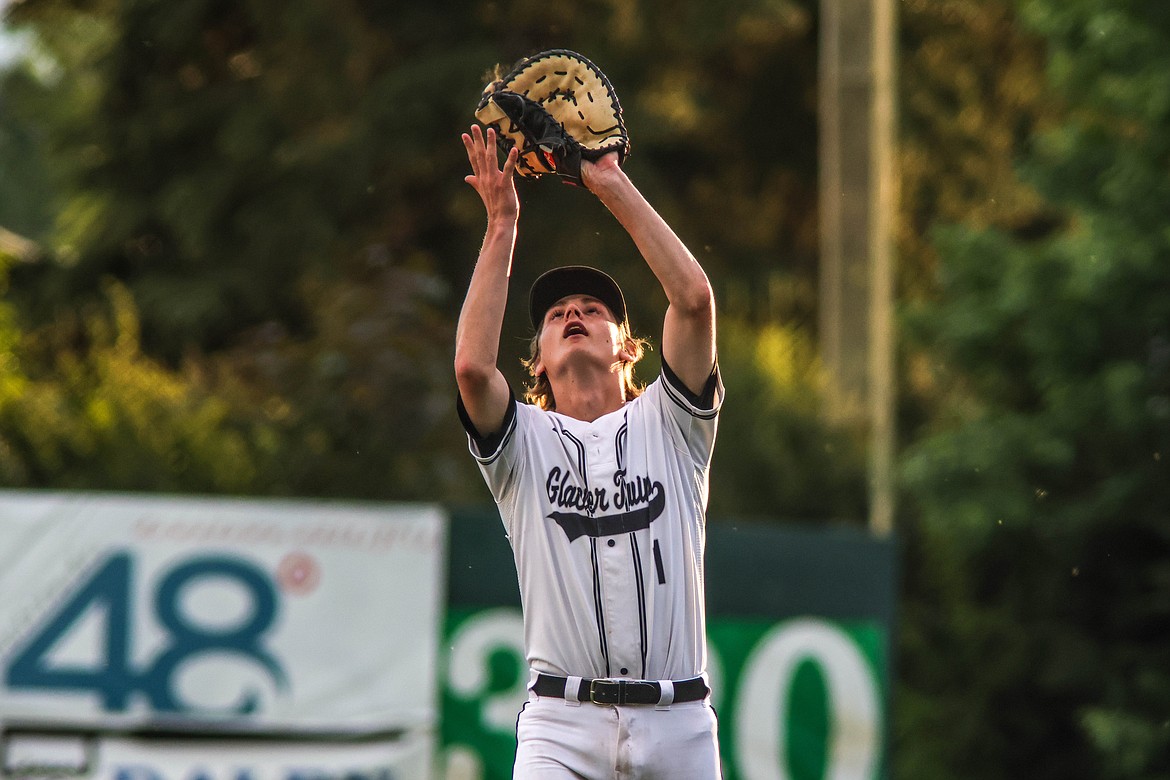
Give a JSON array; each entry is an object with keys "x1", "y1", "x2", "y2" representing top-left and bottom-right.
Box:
[{"x1": 818, "y1": 0, "x2": 897, "y2": 536}]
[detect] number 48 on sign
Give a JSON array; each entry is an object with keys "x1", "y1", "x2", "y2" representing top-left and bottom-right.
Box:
[{"x1": 5, "y1": 551, "x2": 289, "y2": 714}]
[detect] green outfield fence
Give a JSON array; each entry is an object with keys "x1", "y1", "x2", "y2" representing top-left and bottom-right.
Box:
[{"x1": 440, "y1": 507, "x2": 898, "y2": 780}]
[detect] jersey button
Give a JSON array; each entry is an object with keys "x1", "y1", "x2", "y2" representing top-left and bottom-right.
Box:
[{"x1": 607, "y1": 539, "x2": 616, "y2": 547}]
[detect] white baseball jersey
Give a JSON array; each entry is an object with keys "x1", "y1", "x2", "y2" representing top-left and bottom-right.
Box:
[{"x1": 459, "y1": 363, "x2": 724, "y2": 682}]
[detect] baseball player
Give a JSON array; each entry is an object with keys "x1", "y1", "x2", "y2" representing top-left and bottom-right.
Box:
[{"x1": 455, "y1": 123, "x2": 724, "y2": 779}]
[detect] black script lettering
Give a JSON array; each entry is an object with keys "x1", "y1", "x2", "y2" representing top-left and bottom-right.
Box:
[
  {"x1": 545, "y1": 467, "x2": 610, "y2": 514},
  {"x1": 612, "y1": 470, "x2": 655, "y2": 510},
  {"x1": 546, "y1": 467, "x2": 565, "y2": 504}
]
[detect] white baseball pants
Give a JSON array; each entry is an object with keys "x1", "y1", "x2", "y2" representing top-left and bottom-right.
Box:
[{"x1": 512, "y1": 693, "x2": 722, "y2": 779}]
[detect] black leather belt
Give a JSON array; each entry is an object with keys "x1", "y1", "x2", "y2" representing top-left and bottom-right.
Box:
[{"x1": 533, "y1": 674, "x2": 709, "y2": 705}]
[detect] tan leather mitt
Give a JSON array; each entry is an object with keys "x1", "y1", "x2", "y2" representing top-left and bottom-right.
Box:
[{"x1": 474, "y1": 49, "x2": 629, "y2": 186}]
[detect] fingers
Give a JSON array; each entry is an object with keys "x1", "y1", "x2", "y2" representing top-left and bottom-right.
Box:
[
  {"x1": 502, "y1": 145, "x2": 519, "y2": 179},
  {"x1": 472, "y1": 125, "x2": 490, "y2": 161},
  {"x1": 462, "y1": 127, "x2": 483, "y2": 181},
  {"x1": 462, "y1": 125, "x2": 520, "y2": 204},
  {"x1": 463, "y1": 125, "x2": 515, "y2": 174},
  {"x1": 481, "y1": 126, "x2": 497, "y2": 173},
  {"x1": 462, "y1": 125, "x2": 496, "y2": 179},
  {"x1": 461, "y1": 124, "x2": 520, "y2": 220}
]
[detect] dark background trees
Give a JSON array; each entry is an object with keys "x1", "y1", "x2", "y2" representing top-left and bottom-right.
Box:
[{"x1": 897, "y1": 0, "x2": 1170, "y2": 776}]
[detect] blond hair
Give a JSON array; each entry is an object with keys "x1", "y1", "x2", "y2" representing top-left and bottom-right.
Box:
[{"x1": 522, "y1": 321, "x2": 650, "y2": 411}]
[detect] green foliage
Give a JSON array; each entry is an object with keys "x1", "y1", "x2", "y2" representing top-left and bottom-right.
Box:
[
  {"x1": 898, "y1": 0, "x2": 1059, "y2": 297},
  {"x1": 6, "y1": 0, "x2": 483, "y2": 356},
  {"x1": 711, "y1": 316, "x2": 866, "y2": 524},
  {"x1": 898, "y1": 0, "x2": 1170, "y2": 776},
  {"x1": 0, "y1": 270, "x2": 266, "y2": 491},
  {"x1": 206, "y1": 264, "x2": 479, "y2": 502},
  {"x1": 0, "y1": 69, "x2": 55, "y2": 242}
]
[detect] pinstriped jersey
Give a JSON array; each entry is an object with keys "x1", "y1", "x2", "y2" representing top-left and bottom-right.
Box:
[{"x1": 460, "y1": 365, "x2": 724, "y2": 681}]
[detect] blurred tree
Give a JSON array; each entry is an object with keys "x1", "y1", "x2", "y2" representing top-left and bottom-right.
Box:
[
  {"x1": 897, "y1": 0, "x2": 1062, "y2": 422},
  {"x1": 0, "y1": 258, "x2": 267, "y2": 491},
  {"x1": 897, "y1": 0, "x2": 1170, "y2": 776},
  {"x1": 710, "y1": 315, "x2": 866, "y2": 523},
  {"x1": 0, "y1": 0, "x2": 868, "y2": 517},
  {"x1": 0, "y1": 64, "x2": 55, "y2": 244},
  {"x1": 5, "y1": 0, "x2": 472, "y2": 356}
]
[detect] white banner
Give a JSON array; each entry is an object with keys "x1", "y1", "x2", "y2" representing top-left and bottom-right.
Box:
[
  {"x1": 0, "y1": 492, "x2": 446, "y2": 734},
  {"x1": 2, "y1": 731, "x2": 434, "y2": 780}
]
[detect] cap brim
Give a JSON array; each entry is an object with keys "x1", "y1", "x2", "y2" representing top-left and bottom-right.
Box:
[{"x1": 529, "y1": 266, "x2": 627, "y2": 329}]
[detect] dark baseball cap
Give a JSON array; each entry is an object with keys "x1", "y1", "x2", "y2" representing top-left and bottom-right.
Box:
[{"x1": 529, "y1": 265, "x2": 627, "y2": 329}]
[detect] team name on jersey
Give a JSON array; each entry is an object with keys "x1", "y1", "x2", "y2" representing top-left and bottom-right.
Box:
[
  {"x1": 545, "y1": 466, "x2": 666, "y2": 542},
  {"x1": 545, "y1": 467, "x2": 660, "y2": 513},
  {"x1": 546, "y1": 466, "x2": 608, "y2": 513}
]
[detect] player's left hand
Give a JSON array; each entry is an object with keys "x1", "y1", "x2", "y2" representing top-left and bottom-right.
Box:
[{"x1": 580, "y1": 151, "x2": 623, "y2": 193}]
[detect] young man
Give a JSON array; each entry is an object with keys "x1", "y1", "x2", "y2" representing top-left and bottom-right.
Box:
[{"x1": 455, "y1": 124, "x2": 724, "y2": 779}]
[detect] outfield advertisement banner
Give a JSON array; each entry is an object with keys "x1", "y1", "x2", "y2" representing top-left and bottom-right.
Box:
[
  {"x1": 2, "y1": 733, "x2": 434, "y2": 780},
  {"x1": 0, "y1": 492, "x2": 445, "y2": 734}
]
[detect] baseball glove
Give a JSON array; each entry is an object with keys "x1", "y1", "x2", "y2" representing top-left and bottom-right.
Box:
[{"x1": 474, "y1": 49, "x2": 629, "y2": 187}]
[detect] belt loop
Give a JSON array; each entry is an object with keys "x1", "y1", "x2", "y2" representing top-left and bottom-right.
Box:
[
  {"x1": 656, "y1": 679, "x2": 675, "y2": 709},
  {"x1": 564, "y1": 675, "x2": 583, "y2": 706}
]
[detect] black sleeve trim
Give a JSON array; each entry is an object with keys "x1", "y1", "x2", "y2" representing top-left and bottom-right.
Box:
[
  {"x1": 661, "y1": 358, "x2": 720, "y2": 411},
  {"x1": 456, "y1": 385, "x2": 517, "y2": 457}
]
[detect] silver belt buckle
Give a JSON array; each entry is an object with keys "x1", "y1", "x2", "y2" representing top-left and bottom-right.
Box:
[{"x1": 588, "y1": 678, "x2": 622, "y2": 705}]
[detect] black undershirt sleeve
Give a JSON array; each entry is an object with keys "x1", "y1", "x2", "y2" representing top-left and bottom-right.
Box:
[
  {"x1": 660, "y1": 358, "x2": 720, "y2": 410},
  {"x1": 456, "y1": 385, "x2": 517, "y2": 457}
]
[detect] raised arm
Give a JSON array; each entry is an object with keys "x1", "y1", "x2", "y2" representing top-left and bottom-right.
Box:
[
  {"x1": 582, "y1": 156, "x2": 717, "y2": 396},
  {"x1": 454, "y1": 125, "x2": 520, "y2": 436}
]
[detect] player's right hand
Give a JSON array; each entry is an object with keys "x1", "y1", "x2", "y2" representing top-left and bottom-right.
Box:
[{"x1": 462, "y1": 125, "x2": 520, "y2": 224}]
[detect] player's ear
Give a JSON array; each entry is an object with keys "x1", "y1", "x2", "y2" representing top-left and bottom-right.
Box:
[
  {"x1": 617, "y1": 337, "x2": 636, "y2": 364},
  {"x1": 529, "y1": 328, "x2": 545, "y2": 377}
]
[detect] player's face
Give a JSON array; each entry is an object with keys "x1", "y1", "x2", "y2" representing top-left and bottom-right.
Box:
[{"x1": 535, "y1": 294, "x2": 629, "y2": 378}]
